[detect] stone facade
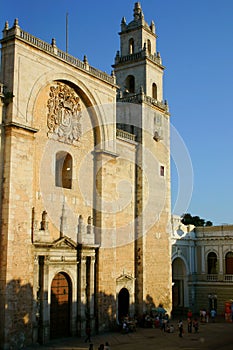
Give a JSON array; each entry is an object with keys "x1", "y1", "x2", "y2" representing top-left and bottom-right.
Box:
[
  {"x1": 0, "y1": 3, "x2": 172, "y2": 349},
  {"x1": 171, "y1": 215, "x2": 233, "y2": 318}
]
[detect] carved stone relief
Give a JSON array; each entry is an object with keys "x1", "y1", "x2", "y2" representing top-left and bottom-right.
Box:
[{"x1": 47, "y1": 82, "x2": 82, "y2": 145}]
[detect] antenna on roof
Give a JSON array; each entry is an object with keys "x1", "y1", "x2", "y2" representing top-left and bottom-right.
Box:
[{"x1": 66, "y1": 12, "x2": 68, "y2": 53}]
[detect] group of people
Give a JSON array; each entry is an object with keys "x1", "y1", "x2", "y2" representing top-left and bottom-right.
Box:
[
  {"x1": 187, "y1": 309, "x2": 199, "y2": 333},
  {"x1": 88, "y1": 342, "x2": 110, "y2": 350},
  {"x1": 138, "y1": 311, "x2": 169, "y2": 329},
  {"x1": 96, "y1": 342, "x2": 110, "y2": 350},
  {"x1": 85, "y1": 325, "x2": 110, "y2": 350},
  {"x1": 140, "y1": 312, "x2": 176, "y2": 333},
  {"x1": 178, "y1": 307, "x2": 218, "y2": 338},
  {"x1": 178, "y1": 310, "x2": 199, "y2": 338},
  {"x1": 200, "y1": 308, "x2": 217, "y2": 323},
  {"x1": 86, "y1": 307, "x2": 218, "y2": 346},
  {"x1": 132, "y1": 311, "x2": 177, "y2": 333},
  {"x1": 121, "y1": 314, "x2": 137, "y2": 333},
  {"x1": 158, "y1": 314, "x2": 174, "y2": 333}
]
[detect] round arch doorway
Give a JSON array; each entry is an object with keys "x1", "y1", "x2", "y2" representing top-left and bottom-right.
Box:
[
  {"x1": 118, "y1": 288, "x2": 129, "y2": 322},
  {"x1": 50, "y1": 272, "x2": 72, "y2": 339},
  {"x1": 172, "y1": 257, "x2": 188, "y2": 314}
]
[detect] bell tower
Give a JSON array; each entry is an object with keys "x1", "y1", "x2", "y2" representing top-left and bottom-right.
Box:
[
  {"x1": 114, "y1": 2, "x2": 164, "y2": 101},
  {"x1": 113, "y1": 2, "x2": 172, "y2": 316}
]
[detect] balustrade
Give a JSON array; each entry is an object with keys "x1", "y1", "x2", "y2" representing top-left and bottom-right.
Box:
[
  {"x1": 224, "y1": 274, "x2": 233, "y2": 282},
  {"x1": 207, "y1": 274, "x2": 218, "y2": 281},
  {"x1": 206, "y1": 274, "x2": 233, "y2": 283},
  {"x1": 116, "y1": 128, "x2": 136, "y2": 141},
  {"x1": 5, "y1": 27, "x2": 115, "y2": 85}
]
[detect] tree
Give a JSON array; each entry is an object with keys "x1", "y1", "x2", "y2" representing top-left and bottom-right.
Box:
[
  {"x1": 205, "y1": 220, "x2": 213, "y2": 227},
  {"x1": 181, "y1": 213, "x2": 213, "y2": 227}
]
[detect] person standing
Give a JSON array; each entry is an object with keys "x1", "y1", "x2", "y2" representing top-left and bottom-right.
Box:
[
  {"x1": 85, "y1": 325, "x2": 91, "y2": 343},
  {"x1": 187, "y1": 317, "x2": 192, "y2": 333},
  {"x1": 178, "y1": 320, "x2": 183, "y2": 337},
  {"x1": 210, "y1": 309, "x2": 216, "y2": 322},
  {"x1": 193, "y1": 318, "x2": 199, "y2": 333},
  {"x1": 187, "y1": 309, "x2": 193, "y2": 319}
]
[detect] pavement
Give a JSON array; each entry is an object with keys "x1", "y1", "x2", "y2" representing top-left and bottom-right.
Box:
[{"x1": 26, "y1": 318, "x2": 233, "y2": 350}]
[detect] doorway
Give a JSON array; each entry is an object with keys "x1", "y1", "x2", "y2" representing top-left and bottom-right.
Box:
[
  {"x1": 118, "y1": 288, "x2": 129, "y2": 322},
  {"x1": 50, "y1": 272, "x2": 71, "y2": 338},
  {"x1": 172, "y1": 257, "x2": 188, "y2": 313}
]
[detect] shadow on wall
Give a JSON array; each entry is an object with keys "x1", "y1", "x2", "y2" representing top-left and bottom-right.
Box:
[
  {"x1": 0, "y1": 279, "x2": 171, "y2": 349},
  {"x1": 97, "y1": 291, "x2": 170, "y2": 331},
  {"x1": 0, "y1": 279, "x2": 34, "y2": 350}
]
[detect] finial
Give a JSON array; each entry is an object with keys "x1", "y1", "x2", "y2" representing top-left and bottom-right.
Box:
[
  {"x1": 121, "y1": 16, "x2": 126, "y2": 25},
  {"x1": 83, "y1": 55, "x2": 88, "y2": 64},
  {"x1": 51, "y1": 38, "x2": 56, "y2": 47},
  {"x1": 134, "y1": 2, "x2": 143, "y2": 20},
  {"x1": 157, "y1": 51, "x2": 162, "y2": 63},
  {"x1": 164, "y1": 100, "x2": 169, "y2": 112},
  {"x1": 14, "y1": 18, "x2": 19, "y2": 27},
  {"x1": 150, "y1": 20, "x2": 155, "y2": 33},
  {"x1": 40, "y1": 210, "x2": 48, "y2": 230},
  {"x1": 115, "y1": 50, "x2": 120, "y2": 64},
  {"x1": 4, "y1": 21, "x2": 9, "y2": 30},
  {"x1": 121, "y1": 16, "x2": 127, "y2": 31}
]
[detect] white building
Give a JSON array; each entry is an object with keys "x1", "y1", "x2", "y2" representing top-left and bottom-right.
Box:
[{"x1": 171, "y1": 215, "x2": 233, "y2": 317}]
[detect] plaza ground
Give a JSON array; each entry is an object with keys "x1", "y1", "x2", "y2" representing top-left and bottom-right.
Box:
[{"x1": 26, "y1": 318, "x2": 233, "y2": 350}]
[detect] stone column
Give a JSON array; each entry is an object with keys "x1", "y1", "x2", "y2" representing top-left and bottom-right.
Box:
[
  {"x1": 219, "y1": 246, "x2": 223, "y2": 273},
  {"x1": 89, "y1": 256, "x2": 96, "y2": 331},
  {"x1": 32, "y1": 256, "x2": 39, "y2": 344},
  {"x1": 189, "y1": 245, "x2": 192, "y2": 273},
  {"x1": 201, "y1": 246, "x2": 205, "y2": 273},
  {"x1": 38, "y1": 256, "x2": 50, "y2": 344},
  {"x1": 78, "y1": 256, "x2": 87, "y2": 336}
]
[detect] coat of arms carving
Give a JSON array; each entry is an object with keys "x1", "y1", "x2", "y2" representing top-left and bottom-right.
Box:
[{"x1": 47, "y1": 82, "x2": 82, "y2": 145}]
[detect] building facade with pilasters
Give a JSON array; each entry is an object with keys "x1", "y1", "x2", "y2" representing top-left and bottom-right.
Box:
[
  {"x1": 0, "y1": 3, "x2": 172, "y2": 349},
  {"x1": 172, "y1": 216, "x2": 233, "y2": 317}
]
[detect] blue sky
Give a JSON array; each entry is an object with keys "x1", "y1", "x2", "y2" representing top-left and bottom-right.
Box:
[{"x1": 1, "y1": 0, "x2": 233, "y2": 225}]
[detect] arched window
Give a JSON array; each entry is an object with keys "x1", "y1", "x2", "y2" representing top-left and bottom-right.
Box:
[
  {"x1": 125, "y1": 75, "x2": 135, "y2": 93},
  {"x1": 129, "y1": 38, "x2": 134, "y2": 54},
  {"x1": 152, "y1": 83, "x2": 157, "y2": 99},
  {"x1": 147, "y1": 39, "x2": 151, "y2": 54},
  {"x1": 207, "y1": 252, "x2": 217, "y2": 274},
  {"x1": 225, "y1": 252, "x2": 233, "y2": 274},
  {"x1": 55, "y1": 151, "x2": 72, "y2": 189}
]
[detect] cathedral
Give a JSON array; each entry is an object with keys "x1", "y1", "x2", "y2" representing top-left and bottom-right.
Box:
[{"x1": 0, "y1": 3, "x2": 172, "y2": 348}]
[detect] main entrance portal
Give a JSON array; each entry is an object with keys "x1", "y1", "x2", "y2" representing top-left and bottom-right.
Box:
[{"x1": 50, "y1": 272, "x2": 71, "y2": 338}]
